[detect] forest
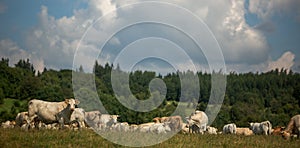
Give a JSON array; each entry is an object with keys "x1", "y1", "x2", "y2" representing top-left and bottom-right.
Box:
[{"x1": 0, "y1": 58, "x2": 300, "y2": 129}]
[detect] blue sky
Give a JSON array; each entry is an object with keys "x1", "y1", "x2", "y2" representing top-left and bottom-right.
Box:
[{"x1": 0, "y1": 0, "x2": 299, "y2": 74}]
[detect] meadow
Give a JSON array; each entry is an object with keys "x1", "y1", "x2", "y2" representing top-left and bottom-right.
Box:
[{"x1": 1, "y1": 128, "x2": 299, "y2": 148}]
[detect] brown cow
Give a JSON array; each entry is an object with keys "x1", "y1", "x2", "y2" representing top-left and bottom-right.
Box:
[
  {"x1": 281, "y1": 114, "x2": 300, "y2": 140},
  {"x1": 272, "y1": 126, "x2": 285, "y2": 135},
  {"x1": 236, "y1": 128, "x2": 253, "y2": 136}
]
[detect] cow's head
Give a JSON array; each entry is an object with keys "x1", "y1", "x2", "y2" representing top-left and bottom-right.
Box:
[
  {"x1": 185, "y1": 117, "x2": 196, "y2": 126},
  {"x1": 65, "y1": 99, "x2": 80, "y2": 111},
  {"x1": 249, "y1": 122, "x2": 254, "y2": 130},
  {"x1": 281, "y1": 131, "x2": 291, "y2": 140}
]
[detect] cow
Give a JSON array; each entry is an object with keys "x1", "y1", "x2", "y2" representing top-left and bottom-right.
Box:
[
  {"x1": 189, "y1": 123, "x2": 202, "y2": 134},
  {"x1": 186, "y1": 111, "x2": 208, "y2": 134},
  {"x1": 281, "y1": 114, "x2": 300, "y2": 140},
  {"x1": 138, "y1": 122, "x2": 155, "y2": 128},
  {"x1": 96, "y1": 114, "x2": 119, "y2": 130},
  {"x1": 206, "y1": 126, "x2": 218, "y2": 134},
  {"x1": 112, "y1": 122, "x2": 130, "y2": 132},
  {"x1": 139, "y1": 125, "x2": 151, "y2": 133},
  {"x1": 27, "y1": 98, "x2": 80, "y2": 129},
  {"x1": 129, "y1": 124, "x2": 139, "y2": 132},
  {"x1": 149, "y1": 122, "x2": 172, "y2": 134},
  {"x1": 138, "y1": 122, "x2": 155, "y2": 133},
  {"x1": 181, "y1": 123, "x2": 189, "y2": 134},
  {"x1": 15, "y1": 112, "x2": 29, "y2": 127},
  {"x1": 223, "y1": 123, "x2": 237, "y2": 134},
  {"x1": 236, "y1": 128, "x2": 253, "y2": 136},
  {"x1": 272, "y1": 126, "x2": 285, "y2": 135},
  {"x1": 152, "y1": 116, "x2": 183, "y2": 131},
  {"x1": 70, "y1": 108, "x2": 85, "y2": 129},
  {"x1": 249, "y1": 121, "x2": 272, "y2": 135},
  {"x1": 1, "y1": 120, "x2": 15, "y2": 129},
  {"x1": 84, "y1": 110, "x2": 101, "y2": 128}
]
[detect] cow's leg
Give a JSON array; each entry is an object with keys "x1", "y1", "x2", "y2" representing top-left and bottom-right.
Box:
[
  {"x1": 58, "y1": 117, "x2": 64, "y2": 129},
  {"x1": 26, "y1": 114, "x2": 37, "y2": 130}
]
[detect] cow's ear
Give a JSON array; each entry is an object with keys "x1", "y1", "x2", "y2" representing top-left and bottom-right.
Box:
[
  {"x1": 75, "y1": 99, "x2": 80, "y2": 105},
  {"x1": 65, "y1": 99, "x2": 69, "y2": 103}
]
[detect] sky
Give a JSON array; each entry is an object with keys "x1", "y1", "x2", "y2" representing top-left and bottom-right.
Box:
[{"x1": 0, "y1": 0, "x2": 299, "y2": 75}]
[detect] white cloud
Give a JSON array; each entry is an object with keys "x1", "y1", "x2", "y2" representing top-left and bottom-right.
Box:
[
  {"x1": 163, "y1": 0, "x2": 270, "y2": 64},
  {"x1": 249, "y1": 0, "x2": 300, "y2": 22},
  {"x1": 267, "y1": 51, "x2": 295, "y2": 72},
  {"x1": 0, "y1": 39, "x2": 44, "y2": 74},
  {"x1": 226, "y1": 51, "x2": 296, "y2": 73},
  {"x1": 20, "y1": 0, "x2": 289, "y2": 73}
]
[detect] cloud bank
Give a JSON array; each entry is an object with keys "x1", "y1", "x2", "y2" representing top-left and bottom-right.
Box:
[{"x1": 0, "y1": 0, "x2": 297, "y2": 73}]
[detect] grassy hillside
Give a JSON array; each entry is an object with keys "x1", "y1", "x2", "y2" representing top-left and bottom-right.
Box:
[
  {"x1": 0, "y1": 98, "x2": 27, "y2": 122},
  {"x1": 0, "y1": 98, "x2": 27, "y2": 112},
  {"x1": 0, "y1": 128, "x2": 299, "y2": 148}
]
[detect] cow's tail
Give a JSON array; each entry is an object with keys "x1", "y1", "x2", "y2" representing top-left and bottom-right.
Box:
[{"x1": 266, "y1": 121, "x2": 272, "y2": 135}]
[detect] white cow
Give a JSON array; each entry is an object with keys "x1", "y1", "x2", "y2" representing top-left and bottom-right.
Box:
[
  {"x1": 15, "y1": 112, "x2": 29, "y2": 127},
  {"x1": 249, "y1": 121, "x2": 272, "y2": 135},
  {"x1": 223, "y1": 123, "x2": 237, "y2": 134},
  {"x1": 97, "y1": 114, "x2": 119, "y2": 130},
  {"x1": 138, "y1": 122, "x2": 155, "y2": 133},
  {"x1": 70, "y1": 108, "x2": 85, "y2": 128},
  {"x1": 139, "y1": 125, "x2": 151, "y2": 133},
  {"x1": 84, "y1": 110, "x2": 101, "y2": 128},
  {"x1": 149, "y1": 122, "x2": 172, "y2": 134},
  {"x1": 186, "y1": 110, "x2": 208, "y2": 134},
  {"x1": 112, "y1": 122, "x2": 130, "y2": 132},
  {"x1": 1, "y1": 120, "x2": 15, "y2": 128},
  {"x1": 27, "y1": 99, "x2": 80, "y2": 129},
  {"x1": 206, "y1": 126, "x2": 218, "y2": 134},
  {"x1": 152, "y1": 116, "x2": 183, "y2": 131},
  {"x1": 181, "y1": 123, "x2": 190, "y2": 134},
  {"x1": 129, "y1": 124, "x2": 139, "y2": 132}
]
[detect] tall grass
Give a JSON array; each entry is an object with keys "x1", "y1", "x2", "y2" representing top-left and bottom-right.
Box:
[{"x1": 0, "y1": 128, "x2": 298, "y2": 148}]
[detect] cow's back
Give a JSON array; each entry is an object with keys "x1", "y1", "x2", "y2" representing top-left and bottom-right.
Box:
[{"x1": 191, "y1": 111, "x2": 208, "y2": 124}]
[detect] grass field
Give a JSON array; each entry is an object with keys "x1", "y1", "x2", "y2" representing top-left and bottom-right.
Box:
[{"x1": 1, "y1": 128, "x2": 299, "y2": 148}]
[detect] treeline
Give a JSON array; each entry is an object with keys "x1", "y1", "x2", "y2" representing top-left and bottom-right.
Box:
[{"x1": 0, "y1": 58, "x2": 300, "y2": 129}]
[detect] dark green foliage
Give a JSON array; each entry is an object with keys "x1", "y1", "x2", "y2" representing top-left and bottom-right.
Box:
[{"x1": 0, "y1": 58, "x2": 300, "y2": 130}]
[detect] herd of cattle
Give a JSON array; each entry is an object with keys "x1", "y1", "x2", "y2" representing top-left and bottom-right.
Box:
[{"x1": 1, "y1": 99, "x2": 300, "y2": 140}]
